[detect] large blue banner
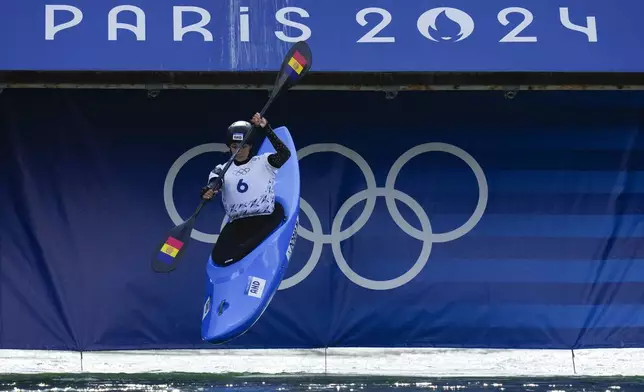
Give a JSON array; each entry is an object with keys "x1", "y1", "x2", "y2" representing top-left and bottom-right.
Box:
[
  {"x1": 0, "y1": 0, "x2": 642, "y2": 72},
  {"x1": 2, "y1": 88, "x2": 644, "y2": 351}
]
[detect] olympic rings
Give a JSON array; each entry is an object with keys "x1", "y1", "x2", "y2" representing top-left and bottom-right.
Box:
[
  {"x1": 385, "y1": 143, "x2": 488, "y2": 243},
  {"x1": 295, "y1": 144, "x2": 378, "y2": 243},
  {"x1": 332, "y1": 188, "x2": 433, "y2": 290},
  {"x1": 163, "y1": 142, "x2": 488, "y2": 291}
]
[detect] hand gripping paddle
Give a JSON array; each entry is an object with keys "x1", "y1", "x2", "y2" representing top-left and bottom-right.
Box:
[{"x1": 151, "y1": 41, "x2": 313, "y2": 273}]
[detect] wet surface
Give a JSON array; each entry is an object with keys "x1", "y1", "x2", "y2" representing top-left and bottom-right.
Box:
[{"x1": 1, "y1": 375, "x2": 643, "y2": 392}]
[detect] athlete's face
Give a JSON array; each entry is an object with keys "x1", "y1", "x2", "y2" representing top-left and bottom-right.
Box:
[{"x1": 230, "y1": 143, "x2": 252, "y2": 161}]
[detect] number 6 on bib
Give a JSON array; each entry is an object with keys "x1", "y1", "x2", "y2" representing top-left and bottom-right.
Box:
[{"x1": 237, "y1": 179, "x2": 249, "y2": 193}]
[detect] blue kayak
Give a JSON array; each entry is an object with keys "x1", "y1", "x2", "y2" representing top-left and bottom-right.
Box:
[{"x1": 201, "y1": 126, "x2": 300, "y2": 344}]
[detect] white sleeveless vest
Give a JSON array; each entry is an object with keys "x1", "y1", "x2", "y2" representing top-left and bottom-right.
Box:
[{"x1": 208, "y1": 153, "x2": 278, "y2": 221}]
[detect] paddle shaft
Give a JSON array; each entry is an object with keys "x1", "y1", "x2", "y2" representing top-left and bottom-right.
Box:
[
  {"x1": 152, "y1": 41, "x2": 310, "y2": 274},
  {"x1": 192, "y1": 46, "x2": 304, "y2": 219}
]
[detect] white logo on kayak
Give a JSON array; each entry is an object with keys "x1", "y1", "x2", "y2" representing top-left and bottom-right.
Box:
[
  {"x1": 285, "y1": 218, "x2": 299, "y2": 261},
  {"x1": 246, "y1": 276, "x2": 266, "y2": 299},
  {"x1": 202, "y1": 296, "x2": 211, "y2": 320}
]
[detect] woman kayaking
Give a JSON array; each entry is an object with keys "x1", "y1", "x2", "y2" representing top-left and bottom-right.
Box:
[{"x1": 200, "y1": 112, "x2": 292, "y2": 266}]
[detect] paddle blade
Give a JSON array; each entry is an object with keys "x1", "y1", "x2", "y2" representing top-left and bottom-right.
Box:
[
  {"x1": 151, "y1": 219, "x2": 195, "y2": 273},
  {"x1": 271, "y1": 41, "x2": 313, "y2": 99}
]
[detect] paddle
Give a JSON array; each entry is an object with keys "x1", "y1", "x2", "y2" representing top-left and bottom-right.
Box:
[{"x1": 151, "y1": 41, "x2": 313, "y2": 273}]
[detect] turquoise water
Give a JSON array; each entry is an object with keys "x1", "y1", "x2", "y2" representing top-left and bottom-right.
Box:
[{"x1": 1, "y1": 375, "x2": 642, "y2": 392}]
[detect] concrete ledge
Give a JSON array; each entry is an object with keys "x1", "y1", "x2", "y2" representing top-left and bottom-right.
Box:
[
  {"x1": 2, "y1": 348, "x2": 644, "y2": 376},
  {"x1": 0, "y1": 350, "x2": 81, "y2": 374},
  {"x1": 573, "y1": 349, "x2": 644, "y2": 376},
  {"x1": 81, "y1": 349, "x2": 326, "y2": 374},
  {"x1": 325, "y1": 348, "x2": 574, "y2": 377}
]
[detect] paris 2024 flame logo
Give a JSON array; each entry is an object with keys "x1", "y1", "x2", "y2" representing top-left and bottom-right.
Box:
[{"x1": 417, "y1": 7, "x2": 475, "y2": 42}]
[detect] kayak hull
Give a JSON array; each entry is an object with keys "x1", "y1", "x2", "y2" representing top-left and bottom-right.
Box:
[{"x1": 201, "y1": 126, "x2": 300, "y2": 344}]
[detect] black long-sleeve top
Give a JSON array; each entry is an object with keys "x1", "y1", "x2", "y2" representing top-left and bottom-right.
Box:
[{"x1": 263, "y1": 124, "x2": 291, "y2": 168}]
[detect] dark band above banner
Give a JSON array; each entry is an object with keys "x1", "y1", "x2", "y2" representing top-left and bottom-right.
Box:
[{"x1": 0, "y1": 0, "x2": 642, "y2": 73}]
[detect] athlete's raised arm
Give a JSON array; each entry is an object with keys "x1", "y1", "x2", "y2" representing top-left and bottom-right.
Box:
[{"x1": 250, "y1": 113, "x2": 291, "y2": 168}]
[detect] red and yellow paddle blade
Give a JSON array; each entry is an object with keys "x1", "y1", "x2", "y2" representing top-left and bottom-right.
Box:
[
  {"x1": 151, "y1": 219, "x2": 194, "y2": 273},
  {"x1": 271, "y1": 41, "x2": 313, "y2": 100}
]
